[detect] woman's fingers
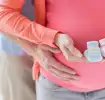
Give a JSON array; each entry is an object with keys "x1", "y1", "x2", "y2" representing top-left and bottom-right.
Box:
[
  {"x1": 52, "y1": 59, "x2": 76, "y2": 74},
  {"x1": 66, "y1": 44, "x2": 82, "y2": 58},
  {"x1": 49, "y1": 67, "x2": 80, "y2": 81},
  {"x1": 60, "y1": 46, "x2": 72, "y2": 61},
  {"x1": 60, "y1": 45, "x2": 83, "y2": 61}
]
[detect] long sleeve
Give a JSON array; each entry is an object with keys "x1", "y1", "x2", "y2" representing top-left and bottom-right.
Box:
[{"x1": 0, "y1": 0, "x2": 58, "y2": 46}]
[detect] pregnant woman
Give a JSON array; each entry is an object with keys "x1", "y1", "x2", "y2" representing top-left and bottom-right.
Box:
[
  {"x1": 1, "y1": 0, "x2": 105, "y2": 100},
  {"x1": 35, "y1": 1, "x2": 105, "y2": 100}
]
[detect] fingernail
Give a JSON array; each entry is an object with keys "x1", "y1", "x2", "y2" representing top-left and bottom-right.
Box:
[
  {"x1": 77, "y1": 53, "x2": 82, "y2": 58},
  {"x1": 71, "y1": 71, "x2": 76, "y2": 74},
  {"x1": 74, "y1": 48, "x2": 82, "y2": 58},
  {"x1": 70, "y1": 80, "x2": 77, "y2": 83},
  {"x1": 65, "y1": 79, "x2": 77, "y2": 83},
  {"x1": 74, "y1": 77, "x2": 80, "y2": 80}
]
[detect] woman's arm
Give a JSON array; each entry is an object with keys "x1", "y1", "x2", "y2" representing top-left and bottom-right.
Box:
[{"x1": 0, "y1": 0, "x2": 58, "y2": 46}]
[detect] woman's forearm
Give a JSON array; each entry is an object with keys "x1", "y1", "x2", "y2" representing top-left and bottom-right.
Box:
[{"x1": 0, "y1": 0, "x2": 58, "y2": 46}]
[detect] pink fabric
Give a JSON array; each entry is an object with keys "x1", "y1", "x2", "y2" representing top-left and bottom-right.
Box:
[{"x1": 41, "y1": 0, "x2": 105, "y2": 92}]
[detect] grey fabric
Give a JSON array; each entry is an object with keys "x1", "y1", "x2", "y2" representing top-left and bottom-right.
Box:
[
  {"x1": 0, "y1": 0, "x2": 34, "y2": 54},
  {"x1": 36, "y1": 75, "x2": 105, "y2": 100}
]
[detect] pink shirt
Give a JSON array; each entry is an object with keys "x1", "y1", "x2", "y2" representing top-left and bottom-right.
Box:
[{"x1": 41, "y1": 0, "x2": 105, "y2": 92}]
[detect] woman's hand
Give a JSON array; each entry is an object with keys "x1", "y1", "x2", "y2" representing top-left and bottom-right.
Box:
[
  {"x1": 18, "y1": 40, "x2": 79, "y2": 81},
  {"x1": 34, "y1": 47, "x2": 80, "y2": 81},
  {"x1": 54, "y1": 34, "x2": 83, "y2": 61}
]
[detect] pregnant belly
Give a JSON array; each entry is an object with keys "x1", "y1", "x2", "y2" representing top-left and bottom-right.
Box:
[{"x1": 54, "y1": 53, "x2": 105, "y2": 89}]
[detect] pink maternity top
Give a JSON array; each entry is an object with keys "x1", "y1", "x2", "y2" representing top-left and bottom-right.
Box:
[{"x1": 40, "y1": 0, "x2": 105, "y2": 92}]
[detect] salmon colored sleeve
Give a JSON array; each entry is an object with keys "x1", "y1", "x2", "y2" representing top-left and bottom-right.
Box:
[{"x1": 0, "y1": 0, "x2": 58, "y2": 46}]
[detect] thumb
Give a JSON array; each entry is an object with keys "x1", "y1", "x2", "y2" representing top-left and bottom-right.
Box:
[
  {"x1": 67, "y1": 44, "x2": 82, "y2": 58},
  {"x1": 73, "y1": 47, "x2": 83, "y2": 58},
  {"x1": 38, "y1": 44, "x2": 60, "y2": 53}
]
